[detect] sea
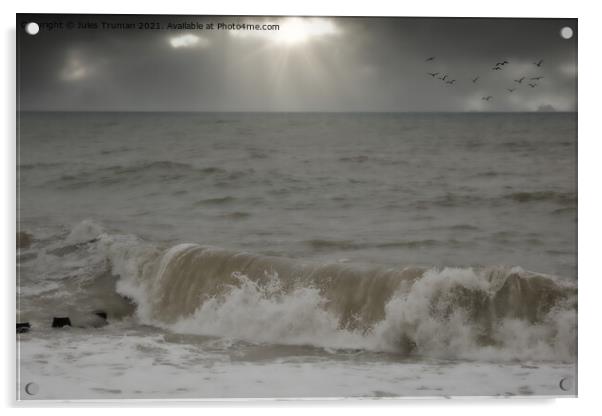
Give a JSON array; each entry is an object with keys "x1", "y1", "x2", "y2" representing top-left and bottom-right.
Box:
[{"x1": 16, "y1": 112, "x2": 577, "y2": 400}]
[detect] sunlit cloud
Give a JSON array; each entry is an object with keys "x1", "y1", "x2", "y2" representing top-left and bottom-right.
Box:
[
  {"x1": 223, "y1": 17, "x2": 344, "y2": 110},
  {"x1": 230, "y1": 18, "x2": 340, "y2": 47},
  {"x1": 169, "y1": 34, "x2": 210, "y2": 49},
  {"x1": 273, "y1": 18, "x2": 339, "y2": 45},
  {"x1": 60, "y1": 51, "x2": 93, "y2": 82}
]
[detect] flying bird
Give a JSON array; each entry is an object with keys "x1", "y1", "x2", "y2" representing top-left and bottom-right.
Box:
[
  {"x1": 482, "y1": 96, "x2": 493, "y2": 101},
  {"x1": 533, "y1": 59, "x2": 543, "y2": 67},
  {"x1": 531, "y1": 76, "x2": 544, "y2": 80},
  {"x1": 528, "y1": 83, "x2": 537, "y2": 88},
  {"x1": 427, "y1": 72, "x2": 440, "y2": 78},
  {"x1": 492, "y1": 66, "x2": 502, "y2": 70},
  {"x1": 514, "y1": 77, "x2": 526, "y2": 84},
  {"x1": 472, "y1": 76, "x2": 479, "y2": 83},
  {"x1": 507, "y1": 88, "x2": 516, "y2": 93},
  {"x1": 438, "y1": 74, "x2": 448, "y2": 81},
  {"x1": 446, "y1": 79, "x2": 456, "y2": 84},
  {"x1": 495, "y1": 61, "x2": 509, "y2": 66},
  {"x1": 425, "y1": 56, "x2": 436, "y2": 62}
]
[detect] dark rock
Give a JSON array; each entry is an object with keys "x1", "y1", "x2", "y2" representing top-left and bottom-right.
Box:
[
  {"x1": 17, "y1": 322, "x2": 31, "y2": 333},
  {"x1": 88, "y1": 310, "x2": 108, "y2": 328},
  {"x1": 52, "y1": 317, "x2": 71, "y2": 328},
  {"x1": 94, "y1": 311, "x2": 108, "y2": 320}
]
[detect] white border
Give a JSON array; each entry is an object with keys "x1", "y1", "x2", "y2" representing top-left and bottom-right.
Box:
[{"x1": 2, "y1": 0, "x2": 600, "y2": 413}]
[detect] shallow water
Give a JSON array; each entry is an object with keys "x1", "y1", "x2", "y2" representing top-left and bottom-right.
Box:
[{"x1": 18, "y1": 324, "x2": 575, "y2": 399}]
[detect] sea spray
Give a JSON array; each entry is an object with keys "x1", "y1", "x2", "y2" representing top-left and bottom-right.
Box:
[{"x1": 90, "y1": 226, "x2": 577, "y2": 361}]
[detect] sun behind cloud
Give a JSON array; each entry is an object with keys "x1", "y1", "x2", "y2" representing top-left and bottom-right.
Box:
[
  {"x1": 275, "y1": 18, "x2": 339, "y2": 45},
  {"x1": 230, "y1": 17, "x2": 340, "y2": 47}
]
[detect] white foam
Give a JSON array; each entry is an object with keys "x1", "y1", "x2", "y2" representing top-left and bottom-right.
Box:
[
  {"x1": 372, "y1": 268, "x2": 576, "y2": 361},
  {"x1": 17, "y1": 325, "x2": 576, "y2": 399},
  {"x1": 169, "y1": 272, "x2": 368, "y2": 350},
  {"x1": 66, "y1": 219, "x2": 104, "y2": 244},
  {"x1": 159, "y1": 268, "x2": 575, "y2": 362},
  {"x1": 46, "y1": 221, "x2": 577, "y2": 363}
]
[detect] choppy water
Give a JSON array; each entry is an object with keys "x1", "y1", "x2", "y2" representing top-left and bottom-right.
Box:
[{"x1": 17, "y1": 112, "x2": 577, "y2": 399}]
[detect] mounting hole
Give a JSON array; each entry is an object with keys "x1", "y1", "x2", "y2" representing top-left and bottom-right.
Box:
[
  {"x1": 560, "y1": 26, "x2": 573, "y2": 40},
  {"x1": 25, "y1": 382, "x2": 39, "y2": 395},
  {"x1": 25, "y1": 22, "x2": 40, "y2": 36},
  {"x1": 559, "y1": 376, "x2": 574, "y2": 391}
]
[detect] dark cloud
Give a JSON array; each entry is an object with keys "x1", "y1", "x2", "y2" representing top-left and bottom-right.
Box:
[{"x1": 17, "y1": 14, "x2": 577, "y2": 112}]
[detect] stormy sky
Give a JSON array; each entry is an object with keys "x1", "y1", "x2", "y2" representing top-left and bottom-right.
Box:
[{"x1": 17, "y1": 14, "x2": 577, "y2": 112}]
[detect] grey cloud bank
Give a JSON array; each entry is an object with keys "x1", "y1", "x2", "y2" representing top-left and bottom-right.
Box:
[{"x1": 17, "y1": 15, "x2": 577, "y2": 112}]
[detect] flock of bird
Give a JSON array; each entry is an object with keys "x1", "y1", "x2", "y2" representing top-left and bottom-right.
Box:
[{"x1": 424, "y1": 56, "x2": 545, "y2": 102}]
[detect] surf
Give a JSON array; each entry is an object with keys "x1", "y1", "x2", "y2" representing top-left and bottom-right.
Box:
[{"x1": 88, "y1": 225, "x2": 576, "y2": 361}]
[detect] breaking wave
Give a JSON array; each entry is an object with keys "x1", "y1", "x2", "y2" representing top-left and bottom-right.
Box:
[
  {"x1": 55, "y1": 221, "x2": 574, "y2": 363},
  {"x1": 18, "y1": 221, "x2": 577, "y2": 363}
]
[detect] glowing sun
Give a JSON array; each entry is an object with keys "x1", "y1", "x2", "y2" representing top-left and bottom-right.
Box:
[
  {"x1": 273, "y1": 18, "x2": 339, "y2": 45},
  {"x1": 229, "y1": 18, "x2": 340, "y2": 47}
]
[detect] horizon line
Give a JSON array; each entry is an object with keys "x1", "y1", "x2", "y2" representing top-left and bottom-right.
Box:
[{"x1": 16, "y1": 110, "x2": 577, "y2": 114}]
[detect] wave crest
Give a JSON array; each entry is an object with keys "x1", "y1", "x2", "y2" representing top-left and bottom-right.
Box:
[{"x1": 96, "y1": 235, "x2": 576, "y2": 361}]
